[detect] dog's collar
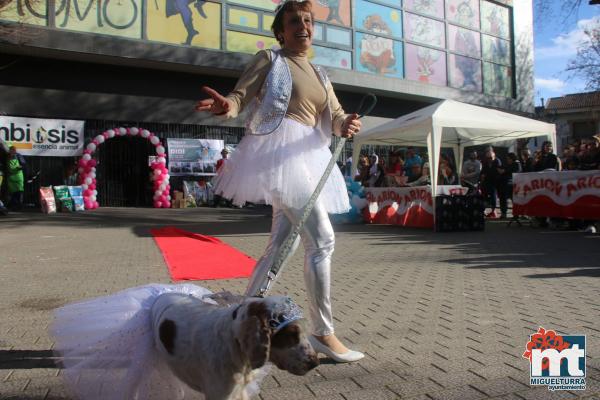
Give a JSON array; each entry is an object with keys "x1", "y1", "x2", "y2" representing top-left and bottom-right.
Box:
[{"x1": 267, "y1": 296, "x2": 303, "y2": 333}]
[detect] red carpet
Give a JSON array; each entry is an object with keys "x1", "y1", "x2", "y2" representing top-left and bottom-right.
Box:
[{"x1": 151, "y1": 227, "x2": 256, "y2": 281}]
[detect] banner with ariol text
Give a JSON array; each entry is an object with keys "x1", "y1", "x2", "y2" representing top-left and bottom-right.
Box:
[
  {"x1": 0, "y1": 116, "x2": 85, "y2": 156},
  {"x1": 513, "y1": 171, "x2": 600, "y2": 219},
  {"x1": 364, "y1": 185, "x2": 467, "y2": 228}
]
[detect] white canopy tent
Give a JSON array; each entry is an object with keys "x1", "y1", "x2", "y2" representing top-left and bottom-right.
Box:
[{"x1": 352, "y1": 99, "x2": 557, "y2": 196}]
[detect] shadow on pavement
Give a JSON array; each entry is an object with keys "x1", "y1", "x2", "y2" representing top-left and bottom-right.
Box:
[{"x1": 2, "y1": 209, "x2": 599, "y2": 279}]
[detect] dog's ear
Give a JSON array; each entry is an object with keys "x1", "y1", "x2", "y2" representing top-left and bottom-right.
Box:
[{"x1": 239, "y1": 302, "x2": 270, "y2": 369}]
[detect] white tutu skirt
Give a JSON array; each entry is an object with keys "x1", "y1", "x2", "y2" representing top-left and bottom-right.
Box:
[
  {"x1": 50, "y1": 284, "x2": 269, "y2": 400},
  {"x1": 214, "y1": 118, "x2": 350, "y2": 214}
]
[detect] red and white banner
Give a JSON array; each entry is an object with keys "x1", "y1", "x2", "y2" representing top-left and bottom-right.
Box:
[
  {"x1": 513, "y1": 171, "x2": 600, "y2": 219},
  {"x1": 364, "y1": 186, "x2": 467, "y2": 228}
]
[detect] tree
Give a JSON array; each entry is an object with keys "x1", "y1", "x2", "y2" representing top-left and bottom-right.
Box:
[
  {"x1": 534, "y1": 0, "x2": 587, "y2": 24},
  {"x1": 566, "y1": 23, "x2": 600, "y2": 90}
]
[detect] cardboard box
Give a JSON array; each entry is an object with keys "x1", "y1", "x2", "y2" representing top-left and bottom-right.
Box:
[{"x1": 173, "y1": 191, "x2": 184, "y2": 200}]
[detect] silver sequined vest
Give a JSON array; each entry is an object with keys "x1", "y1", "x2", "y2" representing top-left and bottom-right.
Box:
[{"x1": 246, "y1": 49, "x2": 333, "y2": 139}]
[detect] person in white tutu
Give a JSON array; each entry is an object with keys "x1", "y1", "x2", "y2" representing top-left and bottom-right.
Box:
[{"x1": 196, "y1": 0, "x2": 363, "y2": 363}]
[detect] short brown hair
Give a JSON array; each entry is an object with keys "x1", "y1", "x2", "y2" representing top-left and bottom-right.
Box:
[{"x1": 272, "y1": 1, "x2": 313, "y2": 45}]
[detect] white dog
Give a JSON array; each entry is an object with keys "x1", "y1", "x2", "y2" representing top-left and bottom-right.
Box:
[{"x1": 51, "y1": 284, "x2": 318, "y2": 400}]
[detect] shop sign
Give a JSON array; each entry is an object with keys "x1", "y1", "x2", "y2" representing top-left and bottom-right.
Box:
[{"x1": 0, "y1": 116, "x2": 85, "y2": 156}]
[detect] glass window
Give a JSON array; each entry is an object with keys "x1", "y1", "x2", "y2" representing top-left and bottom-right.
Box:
[
  {"x1": 263, "y1": 14, "x2": 274, "y2": 32},
  {"x1": 446, "y1": 0, "x2": 480, "y2": 29},
  {"x1": 227, "y1": 0, "x2": 276, "y2": 11},
  {"x1": 447, "y1": 25, "x2": 480, "y2": 58},
  {"x1": 354, "y1": 0, "x2": 403, "y2": 39},
  {"x1": 404, "y1": 43, "x2": 446, "y2": 85},
  {"x1": 312, "y1": 0, "x2": 352, "y2": 27},
  {"x1": 483, "y1": 62, "x2": 512, "y2": 97},
  {"x1": 228, "y1": 7, "x2": 260, "y2": 30},
  {"x1": 226, "y1": 31, "x2": 279, "y2": 54},
  {"x1": 371, "y1": 0, "x2": 402, "y2": 7},
  {"x1": 448, "y1": 54, "x2": 482, "y2": 92},
  {"x1": 482, "y1": 34, "x2": 510, "y2": 65},
  {"x1": 326, "y1": 26, "x2": 352, "y2": 46},
  {"x1": 313, "y1": 23, "x2": 325, "y2": 41},
  {"x1": 404, "y1": 13, "x2": 445, "y2": 48},
  {"x1": 311, "y1": 45, "x2": 352, "y2": 69},
  {"x1": 404, "y1": 0, "x2": 443, "y2": 19},
  {"x1": 355, "y1": 32, "x2": 404, "y2": 78},
  {"x1": 480, "y1": 0, "x2": 510, "y2": 39}
]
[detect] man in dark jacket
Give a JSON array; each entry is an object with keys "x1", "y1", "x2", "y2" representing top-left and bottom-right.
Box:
[
  {"x1": 534, "y1": 141, "x2": 560, "y2": 171},
  {"x1": 480, "y1": 147, "x2": 503, "y2": 218}
]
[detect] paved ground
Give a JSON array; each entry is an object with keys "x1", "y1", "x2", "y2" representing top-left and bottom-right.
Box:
[{"x1": 1, "y1": 207, "x2": 599, "y2": 400}]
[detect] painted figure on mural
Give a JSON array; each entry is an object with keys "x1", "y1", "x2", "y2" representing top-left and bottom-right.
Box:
[
  {"x1": 164, "y1": 0, "x2": 207, "y2": 45},
  {"x1": 453, "y1": 1, "x2": 478, "y2": 89},
  {"x1": 410, "y1": 17, "x2": 442, "y2": 82},
  {"x1": 359, "y1": 15, "x2": 395, "y2": 74},
  {"x1": 412, "y1": 0, "x2": 437, "y2": 16},
  {"x1": 317, "y1": 0, "x2": 343, "y2": 25}
]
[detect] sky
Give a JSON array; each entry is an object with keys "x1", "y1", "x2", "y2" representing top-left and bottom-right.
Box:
[{"x1": 533, "y1": 1, "x2": 599, "y2": 107}]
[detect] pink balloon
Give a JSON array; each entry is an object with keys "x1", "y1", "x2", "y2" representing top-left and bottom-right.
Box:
[
  {"x1": 89, "y1": 183, "x2": 96, "y2": 191},
  {"x1": 83, "y1": 149, "x2": 91, "y2": 154},
  {"x1": 78, "y1": 159, "x2": 88, "y2": 167},
  {"x1": 93, "y1": 201, "x2": 99, "y2": 208},
  {"x1": 160, "y1": 195, "x2": 167, "y2": 203},
  {"x1": 84, "y1": 189, "x2": 92, "y2": 197},
  {"x1": 103, "y1": 132, "x2": 110, "y2": 138},
  {"x1": 164, "y1": 201, "x2": 171, "y2": 208},
  {"x1": 88, "y1": 159, "x2": 97, "y2": 167},
  {"x1": 166, "y1": 185, "x2": 171, "y2": 192},
  {"x1": 154, "y1": 200, "x2": 162, "y2": 208}
]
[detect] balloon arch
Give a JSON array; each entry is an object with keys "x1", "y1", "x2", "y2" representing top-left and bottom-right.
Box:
[{"x1": 77, "y1": 127, "x2": 171, "y2": 209}]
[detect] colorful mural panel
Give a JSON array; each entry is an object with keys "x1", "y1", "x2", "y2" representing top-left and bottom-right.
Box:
[
  {"x1": 147, "y1": 0, "x2": 220, "y2": 48},
  {"x1": 404, "y1": 13, "x2": 444, "y2": 48},
  {"x1": 226, "y1": 30, "x2": 279, "y2": 54},
  {"x1": 482, "y1": 34, "x2": 510, "y2": 65},
  {"x1": 0, "y1": 0, "x2": 47, "y2": 25},
  {"x1": 355, "y1": 32, "x2": 403, "y2": 78},
  {"x1": 312, "y1": 0, "x2": 351, "y2": 27},
  {"x1": 354, "y1": 0, "x2": 403, "y2": 39},
  {"x1": 481, "y1": 0, "x2": 509, "y2": 39},
  {"x1": 448, "y1": 24, "x2": 480, "y2": 58},
  {"x1": 446, "y1": 0, "x2": 479, "y2": 30},
  {"x1": 483, "y1": 61, "x2": 511, "y2": 97},
  {"x1": 310, "y1": 45, "x2": 351, "y2": 69},
  {"x1": 448, "y1": 54, "x2": 481, "y2": 92},
  {"x1": 404, "y1": 0, "x2": 443, "y2": 19},
  {"x1": 405, "y1": 43, "x2": 446, "y2": 86},
  {"x1": 227, "y1": 0, "x2": 277, "y2": 12}
]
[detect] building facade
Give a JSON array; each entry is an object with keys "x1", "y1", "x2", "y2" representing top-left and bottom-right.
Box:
[{"x1": 0, "y1": 0, "x2": 535, "y2": 206}]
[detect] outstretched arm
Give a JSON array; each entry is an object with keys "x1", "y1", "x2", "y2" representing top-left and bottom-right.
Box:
[{"x1": 195, "y1": 86, "x2": 232, "y2": 116}]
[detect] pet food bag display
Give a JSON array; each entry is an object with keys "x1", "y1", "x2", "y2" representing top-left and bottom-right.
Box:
[
  {"x1": 53, "y1": 185, "x2": 74, "y2": 212},
  {"x1": 68, "y1": 186, "x2": 85, "y2": 212},
  {"x1": 39, "y1": 187, "x2": 57, "y2": 214}
]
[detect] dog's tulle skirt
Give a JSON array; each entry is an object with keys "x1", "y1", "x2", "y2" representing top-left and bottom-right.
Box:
[
  {"x1": 50, "y1": 284, "x2": 269, "y2": 400},
  {"x1": 213, "y1": 118, "x2": 350, "y2": 214}
]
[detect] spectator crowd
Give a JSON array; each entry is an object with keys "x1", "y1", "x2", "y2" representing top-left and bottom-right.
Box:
[{"x1": 351, "y1": 134, "x2": 600, "y2": 230}]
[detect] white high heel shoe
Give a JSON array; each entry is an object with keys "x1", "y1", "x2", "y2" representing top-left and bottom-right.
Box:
[{"x1": 309, "y1": 335, "x2": 365, "y2": 363}]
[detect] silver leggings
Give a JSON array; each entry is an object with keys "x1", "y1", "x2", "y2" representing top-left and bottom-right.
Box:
[{"x1": 245, "y1": 201, "x2": 335, "y2": 336}]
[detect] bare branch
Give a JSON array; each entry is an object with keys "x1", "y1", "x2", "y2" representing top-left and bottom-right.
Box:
[{"x1": 565, "y1": 25, "x2": 600, "y2": 91}]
